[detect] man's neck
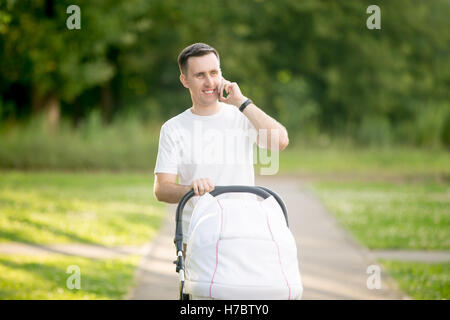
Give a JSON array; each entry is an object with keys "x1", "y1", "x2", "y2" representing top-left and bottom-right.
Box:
[{"x1": 190, "y1": 101, "x2": 222, "y2": 116}]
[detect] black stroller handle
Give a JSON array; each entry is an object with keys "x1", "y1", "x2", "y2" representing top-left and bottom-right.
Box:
[{"x1": 174, "y1": 185, "x2": 289, "y2": 255}]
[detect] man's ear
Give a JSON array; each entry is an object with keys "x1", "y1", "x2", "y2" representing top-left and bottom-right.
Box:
[{"x1": 179, "y1": 73, "x2": 189, "y2": 89}]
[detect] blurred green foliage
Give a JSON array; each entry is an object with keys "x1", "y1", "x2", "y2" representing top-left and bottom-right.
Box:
[
  {"x1": 0, "y1": 113, "x2": 160, "y2": 170},
  {"x1": 0, "y1": 0, "x2": 449, "y2": 148}
]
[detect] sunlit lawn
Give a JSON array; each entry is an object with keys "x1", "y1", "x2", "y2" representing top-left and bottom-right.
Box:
[
  {"x1": 0, "y1": 171, "x2": 165, "y2": 299},
  {"x1": 0, "y1": 254, "x2": 140, "y2": 299},
  {"x1": 278, "y1": 146, "x2": 450, "y2": 178},
  {"x1": 379, "y1": 260, "x2": 450, "y2": 300},
  {"x1": 310, "y1": 180, "x2": 450, "y2": 250},
  {"x1": 309, "y1": 179, "x2": 449, "y2": 300},
  {"x1": 0, "y1": 171, "x2": 164, "y2": 245}
]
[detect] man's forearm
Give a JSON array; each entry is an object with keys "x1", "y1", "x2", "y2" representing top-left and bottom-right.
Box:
[
  {"x1": 218, "y1": 79, "x2": 289, "y2": 150},
  {"x1": 154, "y1": 182, "x2": 191, "y2": 204},
  {"x1": 242, "y1": 102, "x2": 289, "y2": 150}
]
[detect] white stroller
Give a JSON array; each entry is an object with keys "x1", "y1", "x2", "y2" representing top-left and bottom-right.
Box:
[{"x1": 174, "y1": 185, "x2": 303, "y2": 300}]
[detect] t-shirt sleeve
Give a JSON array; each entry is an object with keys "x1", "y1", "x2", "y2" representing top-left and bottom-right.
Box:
[{"x1": 154, "y1": 123, "x2": 178, "y2": 175}]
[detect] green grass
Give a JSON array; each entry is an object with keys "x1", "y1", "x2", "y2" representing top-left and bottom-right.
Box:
[
  {"x1": 379, "y1": 260, "x2": 450, "y2": 300},
  {"x1": 0, "y1": 171, "x2": 165, "y2": 246},
  {"x1": 0, "y1": 115, "x2": 160, "y2": 170},
  {"x1": 310, "y1": 180, "x2": 450, "y2": 250},
  {"x1": 277, "y1": 147, "x2": 450, "y2": 178},
  {"x1": 0, "y1": 171, "x2": 166, "y2": 299},
  {"x1": 310, "y1": 178, "x2": 449, "y2": 300},
  {"x1": 0, "y1": 254, "x2": 140, "y2": 299}
]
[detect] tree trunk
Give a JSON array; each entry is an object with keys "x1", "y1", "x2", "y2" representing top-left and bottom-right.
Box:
[
  {"x1": 32, "y1": 88, "x2": 60, "y2": 130},
  {"x1": 46, "y1": 93, "x2": 60, "y2": 130},
  {"x1": 100, "y1": 83, "x2": 115, "y2": 122}
]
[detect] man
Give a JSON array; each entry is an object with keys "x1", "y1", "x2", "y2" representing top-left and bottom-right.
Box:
[{"x1": 153, "y1": 43, "x2": 289, "y2": 245}]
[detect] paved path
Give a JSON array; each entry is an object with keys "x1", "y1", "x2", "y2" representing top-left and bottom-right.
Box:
[
  {"x1": 1, "y1": 242, "x2": 448, "y2": 263},
  {"x1": 368, "y1": 250, "x2": 450, "y2": 263},
  {"x1": 2, "y1": 242, "x2": 448, "y2": 263},
  {"x1": 0, "y1": 243, "x2": 149, "y2": 259},
  {"x1": 127, "y1": 204, "x2": 179, "y2": 299},
  {"x1": 128, "y1": 176, "x2": 414, "y2": 300}
]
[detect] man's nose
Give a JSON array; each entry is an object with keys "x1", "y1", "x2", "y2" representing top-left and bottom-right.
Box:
[{"x1": 205, "y1": 75, "x2": 214, "y2": 87}]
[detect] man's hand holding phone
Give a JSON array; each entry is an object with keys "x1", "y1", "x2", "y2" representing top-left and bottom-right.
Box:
[{"x1": 218, "y1": 77, "x2": 248, "y2": 108}]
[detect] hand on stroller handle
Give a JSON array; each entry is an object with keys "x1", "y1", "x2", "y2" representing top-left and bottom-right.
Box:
[{"x1": 190, "y1": 177, "x2": 215, "y2": 196}]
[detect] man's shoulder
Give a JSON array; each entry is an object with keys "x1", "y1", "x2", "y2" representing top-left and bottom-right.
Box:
[{"x1": 161, "y1": 108, "x2": 190, "y2": 130}]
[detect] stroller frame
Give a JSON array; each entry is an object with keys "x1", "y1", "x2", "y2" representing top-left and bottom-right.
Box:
[{"x1": 173, "y1": 185, "x2": 289, "y2": 300}]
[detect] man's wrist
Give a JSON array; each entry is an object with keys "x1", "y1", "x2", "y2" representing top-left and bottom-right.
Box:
[
  {"x1": 235, "y1": 96, "x2": 248, "y2": 108},
  {"x1": 239, "y1": 98, "x2": 253, "y2": 112}
]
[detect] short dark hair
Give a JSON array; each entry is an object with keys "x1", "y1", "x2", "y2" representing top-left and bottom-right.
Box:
[{"x1": 177, "y1": 43, "x2": 220, "y2": 75}]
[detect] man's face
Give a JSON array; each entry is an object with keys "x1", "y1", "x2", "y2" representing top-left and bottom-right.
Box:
[{"x1": 180, "y1": 53, "x2": 222, "y2": 107}]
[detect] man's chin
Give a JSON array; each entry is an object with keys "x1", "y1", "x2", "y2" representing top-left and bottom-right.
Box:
[{"x1": 200, "y1": 96, "x2": 219, "y2": 105}]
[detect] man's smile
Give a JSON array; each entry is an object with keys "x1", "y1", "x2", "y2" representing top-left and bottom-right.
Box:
[{"x1": 202, "y1": 88, "x2": 217, "y2": 96}]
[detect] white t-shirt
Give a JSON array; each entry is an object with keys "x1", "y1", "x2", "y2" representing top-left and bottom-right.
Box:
[{"x1": 154, "y1": 102, "x2": 257, "y2": 243}]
